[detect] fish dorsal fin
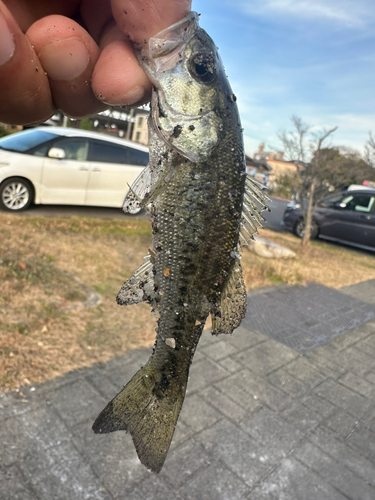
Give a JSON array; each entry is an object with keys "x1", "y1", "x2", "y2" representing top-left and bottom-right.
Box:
[
  {"x1": 239, "y1": 175, "x2": 270, "y2": 246},
  {"x1": 123, "y1": 165, "x2": 152, "y2": 214},
  {"x1": 116, "y1": 256, "x2": 158, "y2": 306},
  {"x1": 210, "y1": 259, "x2": 247, "y2": 335}
]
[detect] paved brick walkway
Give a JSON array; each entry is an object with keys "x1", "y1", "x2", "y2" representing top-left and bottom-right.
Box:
[
  {"x1": 244, "y1": 283, "x2": 375, "y2": 352},
  {"x1": 1, "y1": 281, "x2": 375, "y2": 499}
]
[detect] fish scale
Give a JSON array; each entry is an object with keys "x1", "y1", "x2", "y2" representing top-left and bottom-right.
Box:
[{"x1": 93, "y1": 11, "x2": 269, "y2": 474}]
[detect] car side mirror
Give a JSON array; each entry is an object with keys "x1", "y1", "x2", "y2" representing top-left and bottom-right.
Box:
[
  {"x1": 48, "y1": 147, "x2": 66, "y2": 159},
  {"x1": 333, "y1": 202, "x2": 345, "y2": 209}
]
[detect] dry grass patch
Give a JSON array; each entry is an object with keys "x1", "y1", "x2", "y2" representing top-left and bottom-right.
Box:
[
  {"x1": 0, "y1": 214, "x2": 155, "y2": 391},
  {"x1": 1, "y1": 213, "x2": 374, "y2": 391},
  {"x1": 242, "y1": 228, "x2": 375, "y2": 290}
]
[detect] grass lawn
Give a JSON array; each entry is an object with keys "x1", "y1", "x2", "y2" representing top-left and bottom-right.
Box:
[{"x1": 1, "y1": 212, "x2": 374, "y2": 391}]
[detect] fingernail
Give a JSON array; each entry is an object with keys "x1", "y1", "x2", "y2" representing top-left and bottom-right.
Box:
[
  {"x1": 0, "y1": 15, "x2": 15, "y2": 66},
  {"x1": 124, "y1": 85, "x2": 146, "y2": 105},
  {"x1": 38, "y1": 39, "x2": 89, "y2": 81}
]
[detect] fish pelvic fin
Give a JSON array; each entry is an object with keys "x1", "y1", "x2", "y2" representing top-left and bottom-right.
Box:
[
  {"x1": 123, "y1": 164, "x2": 152, "y2": 213},
  {"x1": 92, "y1": 360, "x2": 187, "y2": 474},
  {"x1": 211, "y1": 259, "x2": 247, "y2": 335},
  {"x1": 116, "y1": 256, "x2": 158, "y2": 307}
]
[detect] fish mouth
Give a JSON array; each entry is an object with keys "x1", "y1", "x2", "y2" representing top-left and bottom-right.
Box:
[
  {"x1": 149, "y1": 12, "x2": 199, "y2": 59},
  {"x1": 136, "y1": 12, "x2": 199, "y2": 80}
]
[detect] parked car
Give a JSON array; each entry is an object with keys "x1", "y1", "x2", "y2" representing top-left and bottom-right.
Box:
[
  {"x1": 0, "y1": 127, "x2": 149, "y2": 213},
  {"x1": 282, "y1": 187, "x2": 375, "y2": 251}
]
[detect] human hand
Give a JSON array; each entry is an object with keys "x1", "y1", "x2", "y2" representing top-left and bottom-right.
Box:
[{"x1": 0, "y1": 0, "x2": 191, "y2": 125}]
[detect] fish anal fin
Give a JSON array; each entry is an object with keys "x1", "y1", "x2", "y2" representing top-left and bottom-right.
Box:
[
  {"x1": 116, "y1": 257, "x2": 157, "y2": 306},
  {"x1": 211, "y1": 259, "x2": 247, "y2": 335}
]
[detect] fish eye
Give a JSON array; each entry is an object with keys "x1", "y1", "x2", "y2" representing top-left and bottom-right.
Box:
[{"x1": 189, "y1": 53, "x2": 217, "y2": 84}]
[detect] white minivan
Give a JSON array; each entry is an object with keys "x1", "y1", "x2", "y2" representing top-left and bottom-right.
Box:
[{"x1": 0, "y1": 127, "x2": 149, "y2": 213}]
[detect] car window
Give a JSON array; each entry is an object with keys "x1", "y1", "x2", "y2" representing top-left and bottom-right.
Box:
[
  {"x1": 0, "y1": 129, "x2": 58, "y2": 153},
  {"x1": 340, "y1": 194, "x2": 375, "y2": 213},
  {"x1": 32, "y1": 144, "x2": 50, "y2": 157},
  {"x1": 53, "y1": 138, "x2": 89, "y2": 161},
  {"x1": 127, "y1": 147, "x2": 149, "y2": 166},
  {"x1": 318, "y1": 193, "x2": 344, "y2": 208},
  {"x1": 89, "y1": 140, "x2": 149, "y2": 166}
]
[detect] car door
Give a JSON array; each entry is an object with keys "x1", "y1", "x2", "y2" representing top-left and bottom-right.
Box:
[
  {"x1": 320, "y1": 192, "x2": 375, "y2": 247},
  {"x1": 40, "y1": 137, "x2": 90, "y2": 205},
  {"x1": 85, "y1": 139, "x2": 148, "y2": 207},
  {"x1": 314, "y1": 193, "x2": 346, "y2": 236}
]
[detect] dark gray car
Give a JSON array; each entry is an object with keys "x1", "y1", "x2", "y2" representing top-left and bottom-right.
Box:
[{"x1": 282, "y1": 188, "x2": 375, "y2": 251}]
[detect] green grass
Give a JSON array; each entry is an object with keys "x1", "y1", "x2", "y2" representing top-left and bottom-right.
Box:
[
  {"x1": 265, "y1": 269, "x2": 286, "y2": 284},
  {"x1": 21, "y1": 216, "x2": 152, "y2": 238}
]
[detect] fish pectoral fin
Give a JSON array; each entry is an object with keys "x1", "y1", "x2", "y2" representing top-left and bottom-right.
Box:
[
  {"x1": 123, "y1": 164, "x2": 152, "y2": 213},
  {"x1": 92, "y1": 359, "x2": 187, "y2": 474},
  {"x1": 211, "y1": 259, "x2": 247, "y2": 335},
  {"x1": 116, "y1": 256, "x2": 158, "y2": 306},
  {"x1": 239, "y1": 175, "x2": 271, "y2": 246}
]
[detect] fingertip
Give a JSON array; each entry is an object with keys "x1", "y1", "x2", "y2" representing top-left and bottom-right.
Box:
[
  {"x1": 0, "y1": 3, "x2": 54, "y2": 124},
  {"x1": 38, "y1": 39, "x2": 90, "y2": 81},
  {"x1": 27, "y1": 15, "x2": 106, "y2": 117},
  {"x1": 27, "y1": 15, "x2": 100, "y2": 80},
  {"x1": 92, "y1": 39, "x2": 151, "y2": 106},
  {"x1": 0, "y1": 13, "x2": 15, "y2": 66}
]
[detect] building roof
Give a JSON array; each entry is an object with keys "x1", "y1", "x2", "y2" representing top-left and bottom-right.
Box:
[{"x1": 245, "y1": 155, "x2": 272, "y2": 171}]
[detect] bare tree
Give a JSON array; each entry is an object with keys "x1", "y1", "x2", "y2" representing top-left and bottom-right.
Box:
[
  {"x1": 279, "y1": 116, "x2": 337, "y2": 246},
  {"x1": 278, "y1": 116, "x2": 309, "y2": 165},
  {"x1": 365, "y1": 132, "x2": 375, "y2": 168}
]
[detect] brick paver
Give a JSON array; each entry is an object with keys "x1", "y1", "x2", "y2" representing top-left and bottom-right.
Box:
[{"x1": 1, "y1": 280, "x2": 375, "y2": 499}]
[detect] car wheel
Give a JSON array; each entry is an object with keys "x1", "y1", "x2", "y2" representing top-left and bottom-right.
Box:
[
  {"x1": 0, "y1": 177, "x2": 34, "y2": 211},
  {"x1": 126, "y1": 206, "x2": 143, "y2": 215},
  {"x1": 293, "y1": 219, "x2": 319, "y2": 239}
]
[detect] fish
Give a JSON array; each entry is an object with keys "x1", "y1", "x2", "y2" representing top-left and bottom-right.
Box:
[{"x1": 92, "y1": 11, "x2": 269, "y2": 474}]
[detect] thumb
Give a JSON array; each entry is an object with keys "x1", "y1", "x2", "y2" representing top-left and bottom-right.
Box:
[{"x1": 111, "y1": 0, "x2": 192, "y2": 44}]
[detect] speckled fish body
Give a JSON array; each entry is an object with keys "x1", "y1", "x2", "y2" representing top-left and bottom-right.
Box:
[{"x1": 92, "y1": 12, "x2": 269, "y2": 473}]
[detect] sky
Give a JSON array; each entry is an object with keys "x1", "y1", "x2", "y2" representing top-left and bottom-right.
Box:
[{"x1": 194, "y1": 0, "x2": 375, "y2": 158}]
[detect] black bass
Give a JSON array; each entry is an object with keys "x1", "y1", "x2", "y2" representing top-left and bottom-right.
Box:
[{"x1": 93, "y1": 12, "x2": 269, "y2": 473}]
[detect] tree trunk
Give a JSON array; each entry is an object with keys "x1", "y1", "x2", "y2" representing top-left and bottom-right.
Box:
[{"x1": 302, "y1": 180, "x2": 315, "y2": 247}]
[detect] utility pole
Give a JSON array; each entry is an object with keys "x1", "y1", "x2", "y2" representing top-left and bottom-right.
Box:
[{"x1": 125, "y1": 108, "x2": 135, "y2": 141}]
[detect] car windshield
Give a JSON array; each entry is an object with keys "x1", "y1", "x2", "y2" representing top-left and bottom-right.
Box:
[{"x1": 0, "y1": 129, "x2": 58, "y2": 153}]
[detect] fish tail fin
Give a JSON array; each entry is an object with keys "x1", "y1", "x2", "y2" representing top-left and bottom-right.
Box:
[{"x1": 92, "y1": 360, "x2": 187, "y2": 473}]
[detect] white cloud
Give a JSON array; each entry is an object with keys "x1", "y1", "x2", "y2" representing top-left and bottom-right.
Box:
[
  {"x1": 237, "y1": 0, "x2": 375, "y2": 28},
  {"x1": 332, "y1": 113, "x2": 375, "y2": 132}
]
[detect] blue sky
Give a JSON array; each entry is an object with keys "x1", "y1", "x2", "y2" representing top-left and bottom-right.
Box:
[{"x1": 194, "y1": 0, "x2": 375, "y2": 157}]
